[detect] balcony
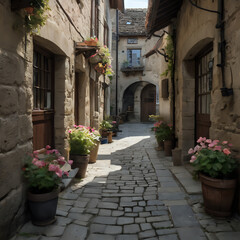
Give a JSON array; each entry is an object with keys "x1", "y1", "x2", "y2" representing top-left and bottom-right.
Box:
[{"x1": 121, "y1": 61, "x2": 144, "y2": 76}]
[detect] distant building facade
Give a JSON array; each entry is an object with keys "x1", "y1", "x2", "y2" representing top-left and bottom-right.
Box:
[{"x1": 111, "y1": 9, "x2": 171, "y2": 122}]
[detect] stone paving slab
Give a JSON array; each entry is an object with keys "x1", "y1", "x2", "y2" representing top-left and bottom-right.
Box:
[{"x1": 13, "y1": 123, "x2": 240, "y2": 240}]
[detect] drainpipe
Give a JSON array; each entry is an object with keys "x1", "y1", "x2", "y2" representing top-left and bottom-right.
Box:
[
  {"x1": 172, "y1": 28, "x2": 176, "y2": 147},
  {"x1": 216, "y1": 0, "x2": 232, "y2": 96},
  {"x1": 115, "y1": 9, "x2": 119, "y2": 116}
]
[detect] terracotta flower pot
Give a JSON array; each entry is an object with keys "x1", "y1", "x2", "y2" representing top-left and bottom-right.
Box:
[
  {"x1": 27, "y1": 190, "x2": 59, "y2": 226},
  {"x1": 25, "y1": 7, "x2": 34, "y2": 15},
  {"x1": 200, "y1": 174, "x2": 237, "y2": 217},
  {"x1": 84, "y1": 41, "x2": 97, "y2": 46},
  {"x1": 89, "y1": 141, "x2": 100, "y2": 164},
  {"x1": 156, "y1": 138, "x2": 164, "y2": 151},
  {"x1": 107, "y1": 131, "x2": 113, "y2": 143},
  {"x1": 164, "y1": 140, "x2": 172, "y2": 156},
  {"x1": 70, "y1": 154, "x2": 89, "y2": 178}
]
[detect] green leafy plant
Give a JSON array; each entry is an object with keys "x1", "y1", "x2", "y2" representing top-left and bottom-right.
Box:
[
  {"x1": 189, "y1": 138, "x2": 238, "y2": 179},
  {"x1": 100, "y1": 120, "x2": 113, "y2": 131},
  {"x1": 161, "y1": 35, "x2": 174, "y2": 77},
  {"x1": 22, "y1": 146, "x2": 72, "y2": 194},
  {"x1": 68, "y1": 125, "x2": 95, "y2": 155},
  {"x1": 153, "y1": 121, "x2": 173, "y2": 142},
  {"x1": 24, "y1": 0, "x2": 50, "y2": 34}
]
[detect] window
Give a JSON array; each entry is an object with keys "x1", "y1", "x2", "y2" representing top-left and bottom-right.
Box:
[
  {"x1": 196, "y1": 49, "x2": 213, "y2": 115},
  {"x1": 91, "y1": 0, "x2": 99, "y2": 38},
  {"x1": 33, "y1": 49, "x2": 53, "y2": 110},
  {"x1": 127, "y1": 49, "x2": 141, "y2": 67},
  {"x1": 127, "y1": 38, "x2": 138, "y2": 44}
]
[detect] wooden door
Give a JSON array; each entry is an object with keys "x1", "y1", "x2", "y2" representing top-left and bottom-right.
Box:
[
  {"x1": 32, "y1": 47, "x2": 54, "y2": 150},
  {"x1": 196, "y1": 46, "x2": 213, "y2": 140},
  {"x1": 141, "y1": 84, "x2": 156, "y2": 122}
]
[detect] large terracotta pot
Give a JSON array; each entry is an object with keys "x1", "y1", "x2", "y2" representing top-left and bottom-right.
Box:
[
  {"x1": 156, "y1": 138, "x2": 164, "y2": 151},
  {"x1": 107, "y1": 131, "x2": 113, "y2": 143},
  {"x1": 89, "y1": 141, "x2": 100, "y2": 164},
  {"x1": 70, "y1": 154, "x2": 89, "y2": 178},
  {"x1": 164, "y1": 140, "x2": 172, "y2": 156},
  {"x1": 200, "y1": 174, "x2": 237, "y2": 217},
  {"x1": 28, "y1": 190, "x2": 59, "y2": 226}
]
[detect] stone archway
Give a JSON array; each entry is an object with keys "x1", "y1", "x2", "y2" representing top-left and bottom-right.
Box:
[{"x1": 122, "y1": 81, "x2": 156, "y2": 122}]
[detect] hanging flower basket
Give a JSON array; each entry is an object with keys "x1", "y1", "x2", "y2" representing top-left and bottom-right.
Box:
[
  {"x1": 24, "y1": 6, "x2": 34, "y2": 15},
  {"x1": 89, "y1": 54, "x2": 102, "y2": 64}
]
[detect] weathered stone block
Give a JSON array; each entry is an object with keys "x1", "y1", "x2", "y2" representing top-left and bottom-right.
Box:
[
  {"x1": 0, "y1": 86, "x2": 18, "y2": 115},
  {"x1": 0, "y1": 49, "x2": 24, "y2": 86},
  {"x1": 0, "y1": 115, "x2": 19, "y2": 151},
  {"x1": 0, "y1": 186, "x2": 24, "y2": 240},
  {"x1": 18, "y1": 115, "x2": 33, "y2": 143}
]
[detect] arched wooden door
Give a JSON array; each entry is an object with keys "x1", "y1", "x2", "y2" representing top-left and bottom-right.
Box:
[{"x1": 141, "y1": 84, "x2": 156, "y2": 122}]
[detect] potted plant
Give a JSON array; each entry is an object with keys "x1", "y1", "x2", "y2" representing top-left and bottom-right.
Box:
[
  {"x1": 22, "y1": 145, "x2": 72, "y2": 226},
  {"x1": 24, "y1": 0, "x2": 50, "y2": 34},
  {"x1": 84, "y1": 37, "x2": 99, "y2": 46},
  {"x1": 189, "y1": 138, "x2": 238, "y2": 217},
  {"x1": 100, "y1": 120, "x2": 113, "y2": 143},
  {"x1": 68, "y1": 125, "x2": 95, "y2": 178},
  {"x1": 89, "y1": 128, "x2": 101, "y2": 164},
  {"x1": 152, "y1": 120, "x2": 165, "y2": 150}
]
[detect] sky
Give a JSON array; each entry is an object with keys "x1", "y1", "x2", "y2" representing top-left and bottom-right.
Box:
[{"x1": 124, "y1": 0, "x2": 148, "y2": 8}]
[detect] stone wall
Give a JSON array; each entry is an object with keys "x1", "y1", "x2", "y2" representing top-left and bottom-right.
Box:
[
  {"x1": 0, "y1": 0, "x2": 114, "y2": 238},
  {"x1": 175, "y1": 0, "x2": 240, "y2": 159}
]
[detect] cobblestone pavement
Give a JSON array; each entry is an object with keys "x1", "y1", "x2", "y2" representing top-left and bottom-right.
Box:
[{"x1": 14, "y1": 123, "x2": 240, "y2": 240}]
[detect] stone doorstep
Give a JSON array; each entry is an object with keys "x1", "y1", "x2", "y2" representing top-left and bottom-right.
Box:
[
  {"x1": 169, "y1": 166, "x2": 202, "y2": 195},
  {"x1": 61, "y1": 168, "x2": 79, "y2": 190}
]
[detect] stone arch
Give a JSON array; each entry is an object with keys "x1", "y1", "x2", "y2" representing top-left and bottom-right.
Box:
[{"x1": 122, "y1": 81, "x2": 157, "y2": 122}]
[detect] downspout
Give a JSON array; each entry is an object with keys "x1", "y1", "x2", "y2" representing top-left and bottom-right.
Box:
[
  {"x1": 115, "y1": 9, "x2": 119, "y2": 115},
  {"x1": 172, "y1": 28, "x2": 176, "y2": 147}
]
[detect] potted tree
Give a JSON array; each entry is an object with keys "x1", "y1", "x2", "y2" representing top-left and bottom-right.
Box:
[
  {"x1": 22, "y1": 146, "x2": 72, "y2": 226},
  {"x1": 89, "y1": 128, "x2": 101, "y2": 164},
  {"x1": 189, "y1": 138, "x2": 238, "y2": 217},
  {"x1": 68, "y1": 125, "x2": 95, "y2": 178}
]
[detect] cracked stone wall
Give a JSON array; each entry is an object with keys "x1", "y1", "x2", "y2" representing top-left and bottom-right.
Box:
[{"x1": 0, "y1": 0, "x2": 112, "y2": 239}]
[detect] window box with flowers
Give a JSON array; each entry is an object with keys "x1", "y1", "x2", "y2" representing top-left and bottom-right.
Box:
[
  {"x1": 22, "y1": 146, "x2": 73, "y2": 225},
  {"x1": 188, "y1": 138, "x2": 238, "y2": 217}
]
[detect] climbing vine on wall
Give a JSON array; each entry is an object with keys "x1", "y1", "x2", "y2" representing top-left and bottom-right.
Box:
[{"x1": 161, "y1": 35, "x2": 174, "y2": 78}]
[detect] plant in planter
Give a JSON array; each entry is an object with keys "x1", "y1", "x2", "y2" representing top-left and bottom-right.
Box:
[
  {"x1": 89, "y1": 128, "x2": 101, "y2": 164},
  {"x1": 189, "y1": 138, "x2": 238, "y2": 217},
  {"x1": 84, "y1": 36, "x2": 99, "y2": 46},
  {"x1": 152, "y1": 121, "x2": 165, "y2": 150},
  {"x1": 24, "y1": 0, "x2": 50, "y2": 34},
  {"x1": 100, "y1": 120, "x2": 113, "y2": 143},
  {"x1": 22, "y1": 145, "x2": 72, "y2": 225},
  {"x1": 68, "y1": 125, "x2": 95, "y2": 178}
]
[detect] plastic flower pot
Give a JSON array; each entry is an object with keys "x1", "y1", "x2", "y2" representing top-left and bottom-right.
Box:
[
  {"x1": 27, "y1": 189, "x2": 59, "y2": 226},
  {"x1": 100, "y1": 138, "x2": 108, "y2": 144}
]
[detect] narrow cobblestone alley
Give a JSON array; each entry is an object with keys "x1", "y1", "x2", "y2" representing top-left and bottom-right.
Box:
[{"x1": 15, "y1": 124, "x2": 240, "y2": 240}]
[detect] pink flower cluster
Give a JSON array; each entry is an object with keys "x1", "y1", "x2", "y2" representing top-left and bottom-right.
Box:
[
  {"x1": 188, "y1": 137, "x2": 232, "y2": 163},
  {"x1": 153, "y1": 121, "x2": 163, "y2": 131},
  {"x1": 32, "y1": 146, "x2": 73, "y2": 178}
]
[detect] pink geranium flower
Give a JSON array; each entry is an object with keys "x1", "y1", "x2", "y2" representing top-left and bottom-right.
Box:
[
  {"x1": 223, "y1": 148, "x2": 231, "y2": 155},
  {"x1": 222, "y1": 141, "x2": 228, "y2": 145},
  {"x1": 190, "y1": 155, "x2": 197, "y2": 163},
  {"x1": 188, "y1": 148, "x2": 194, "y2": 154}
]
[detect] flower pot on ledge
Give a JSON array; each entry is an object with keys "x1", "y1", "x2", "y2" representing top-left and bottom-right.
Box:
[{"x1": 84, "y1": 41, "x2": 97, "y2": 46}]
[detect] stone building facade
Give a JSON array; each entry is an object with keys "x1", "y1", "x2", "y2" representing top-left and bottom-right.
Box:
[
  {"x1": 146, "y1": 0, "x2": 240, "y2": 160},
  {"x1": 110, "y1": 9, "x2": 171, "y2": 122},
  {"x1": 0, "y1": 0, "x2": 123, "y2": 239},
  {"x1": 146, "y1": 0, "x2": 240, "y2": 212}
]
